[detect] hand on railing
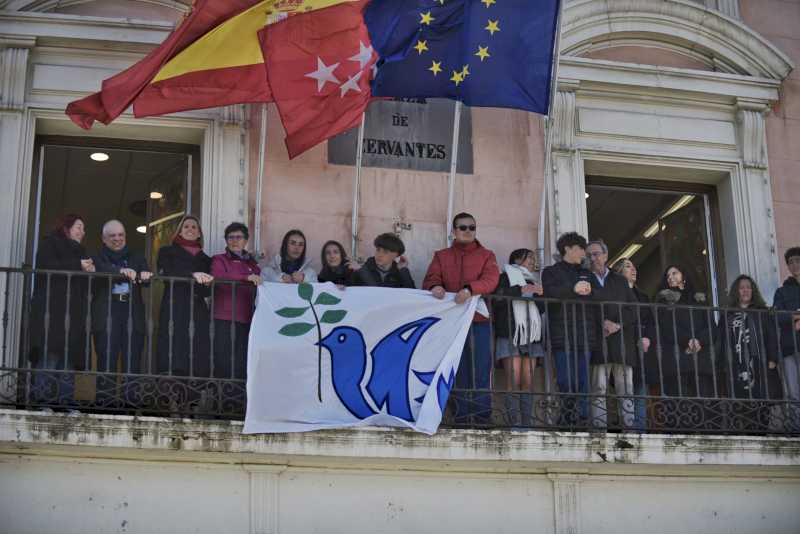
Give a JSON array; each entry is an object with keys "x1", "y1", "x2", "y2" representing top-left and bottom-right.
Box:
[
  {"x1": 639, "y1": 337, "x2": 651, "y2": 353},
  {"x1": 80, "y1": 259, "x2": 95, "y2": 273},
  {"x1": 522, "y1": 283, "x2": 543, "y2": 295},
  {"x1": 247, "y1": 274, "x2": 263, "y2": 286},
  {"x1": 192, "y1": 272, "x2": 214, "y2": 285},
  {"x1": 686, "y1": 338, "x2": 702, "y2": 354}
]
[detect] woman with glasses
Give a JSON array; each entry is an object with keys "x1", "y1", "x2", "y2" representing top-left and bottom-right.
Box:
[
  {"x1": 210, "y1": 223, "x2": 262, "y2": 393},
  {"x1": 263, "y1": 229, "x2": 318, "y2": 284}
]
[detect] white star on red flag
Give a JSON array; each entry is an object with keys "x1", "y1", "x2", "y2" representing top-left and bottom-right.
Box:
[
  {"x1": 305, "y1": 57, "x2": 340, "y2": 93},
  {"x1": 349, "y1": 41, "x2": 374, "y2": 70},
  {"x1": 339, "y1": 70, "x2": 363, "y2": 97}
]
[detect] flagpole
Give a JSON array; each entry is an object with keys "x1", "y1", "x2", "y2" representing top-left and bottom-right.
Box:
[
  {"x1": 538, "y1": 0, "x2": 564, "y2": 268},
  {"x1": 351, "y1": 113, "x2": 367, "y2": 259},
  {"x1": 446, "y1": 101, "x2": 463, "y2": 247},
  {"x1": 254, "y1": 103, "x2": 268, "y2": 254}
]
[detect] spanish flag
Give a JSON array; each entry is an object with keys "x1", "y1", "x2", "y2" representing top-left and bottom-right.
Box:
[{"x1": 66, "y1": 0, "x2": 356, "y2": 129}]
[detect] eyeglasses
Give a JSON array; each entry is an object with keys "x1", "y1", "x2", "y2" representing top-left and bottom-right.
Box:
[
  {"x1": 226, "y1": 235, "x2": 246, "y2": 241},
  {"x1": 456, "y1": 225, "x2": 476, "y2": 232},
  {"x1": 589, "y1": 251, "x2": 606, "y2": 258}
]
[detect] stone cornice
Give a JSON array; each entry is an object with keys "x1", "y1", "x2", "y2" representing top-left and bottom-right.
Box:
[
  {"x1": 562, "y1": 0, "x2": 794, "y2": 81},
  {"x1": 559, "y1": 56, "x2": 782, "y2": 105},
  {"x1": 0, "y1": 10, "x2": 172, "y2": 50},
  {"x1": 1, "y1": 410, "x2": 798, "y2": 476}
]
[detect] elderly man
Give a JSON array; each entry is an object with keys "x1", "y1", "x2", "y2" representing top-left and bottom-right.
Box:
[
  {"x1": 92, "y1": 220, "x2": 151, "y2": 407},
  {"x1": 586, "y1": 240, "x2": 639, "y2": 429},
  {"x1": 423, "y1": 212, "x2": 500, "y2": 425}
]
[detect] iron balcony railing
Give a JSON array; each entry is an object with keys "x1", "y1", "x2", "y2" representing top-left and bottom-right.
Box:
[{"x1": 0, "y1": 267, "x2": 798, "y2": 434}]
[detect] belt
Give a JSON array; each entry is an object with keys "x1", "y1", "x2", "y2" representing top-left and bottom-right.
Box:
[{"x1": 111, "y1": 293, "x2": 130, "y2": 303}]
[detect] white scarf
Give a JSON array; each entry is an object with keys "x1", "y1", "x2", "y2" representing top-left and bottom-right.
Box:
[{"x1": 503, "y1": 264, "x2": 542, "y2": 345}]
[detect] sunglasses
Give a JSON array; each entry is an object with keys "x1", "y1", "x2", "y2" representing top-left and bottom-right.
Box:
[{"x1": 455, "y1": 225, "x2": 476, "y2": 232}]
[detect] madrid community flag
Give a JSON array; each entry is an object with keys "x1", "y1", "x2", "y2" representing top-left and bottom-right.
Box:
[
  {"x1": 259, "y1": 0, "x2": 377, "y2": 158},
  {"x1": 243, "y1": 282, "x2": 477, "y2": 434}
]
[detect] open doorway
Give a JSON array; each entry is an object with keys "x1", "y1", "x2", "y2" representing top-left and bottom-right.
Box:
[
  {"x1": 585, "y1": 177, "x2": 723, "y2": 304},
  {"x1": 28, "y1": 136, "x2": 201, "y2": 267}
]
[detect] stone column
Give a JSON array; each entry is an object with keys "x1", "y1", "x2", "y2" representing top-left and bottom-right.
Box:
[
  {"x1": 204, "y1": 104, "x2": 249, "y2": 254},
  {"x1": 548, "y1": 472, "x2": 586, "y2": 534},
  {"x1": 0, "y1": 39, "x2": 33, "y2": 377},
  {"x1": 246, "y1": 465, "x2": 285, "y2": 534},
  {"x1": 733, "y1": 98, "x2": 780, "y2": 299},
  {"x1": 548, "y1": 81, "x2": 587, "y2": 244}
]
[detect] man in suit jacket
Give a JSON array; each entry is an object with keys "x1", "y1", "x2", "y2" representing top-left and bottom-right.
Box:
[
  {"x1": 92, "y1": 220, "x2": 151, "y2": 405},
  {"x1": 586, "y1": 240, "x2": 639, "y2": 429}
]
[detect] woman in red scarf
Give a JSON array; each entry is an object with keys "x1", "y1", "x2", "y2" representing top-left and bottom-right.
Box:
[{"x1": 155, "y1": 216, "x2": 214, "y2": 393}]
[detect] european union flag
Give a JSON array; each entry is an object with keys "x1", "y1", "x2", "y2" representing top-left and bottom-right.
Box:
[{"x1": 365, "y1": 0, "x2": 561, "y2": 114}]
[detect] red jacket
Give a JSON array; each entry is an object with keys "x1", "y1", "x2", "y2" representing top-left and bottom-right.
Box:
[
  {"x1": 422, "y1": 240, "x2": 500, "y2": 322},
  {"x1": 210, "y1": 250, "x2": 262, "y2": 323}
]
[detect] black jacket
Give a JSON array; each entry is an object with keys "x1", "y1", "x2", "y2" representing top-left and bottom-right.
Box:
[
  {"x1": 91, "y1": 247, "x2": 150, "y2": 334},
  {"x1": 155, "y1": 244, "x2": 213, "y2": 376},
  {"x1": 29, "y1": 234, "x2": 90, "y2": 368},
  {"x1": 589, "y1": 270, "x2": 639, "y2": 367},
  {"x1": 353, "y1": 258, "x2": 415, "y2": 289},
  {"x1": 772, "y1": 276, "x2": 800, "y2": 357},
  {"x1": 651, "y1": 288, "x2": 712, "y2": 383},
  {"x1": 318, "y1": 265, "x2": 356, "y2": 286},
  {"x1": 541, "y1": 261, "x2": 598, "y2": 352}
]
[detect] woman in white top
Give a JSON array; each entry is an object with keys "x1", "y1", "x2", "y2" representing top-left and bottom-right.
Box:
[{"x1": 263, "y1": 229, "x2": 318, "y2": 284}]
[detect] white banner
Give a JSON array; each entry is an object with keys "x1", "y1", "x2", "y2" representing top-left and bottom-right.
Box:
[{"x1": 243, "y1": 282, "x2": 477, "y2": 435}]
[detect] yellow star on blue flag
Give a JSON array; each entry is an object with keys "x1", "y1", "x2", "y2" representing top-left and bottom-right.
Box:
[{"x1": 365, "y1": 0, "x2": 561, "y2": 114}]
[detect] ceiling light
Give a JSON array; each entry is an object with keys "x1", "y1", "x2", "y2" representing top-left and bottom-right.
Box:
[
  {"x1": 663, "y1": 195, "x2": 695, "y2": 217},
  {"x1": 136, "y1": 225, "x2": 147, "y2": 234},
  {"x1": 643, "y1": 222, "x2": 660, "y2": 239},
  {"x1": 90, "y1": 152, "x2": 109, "y2": 162},
  {"x1": 617, "y1": 243, "x2": 643, "y2": 260},
  {"x1": 150, "y1": 191, "x2": 163, "y2": 200}
]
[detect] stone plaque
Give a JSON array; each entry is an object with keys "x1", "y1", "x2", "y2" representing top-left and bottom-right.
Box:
[{"x1": 328, "y1": 98, "x2": 473, "y2": 173}]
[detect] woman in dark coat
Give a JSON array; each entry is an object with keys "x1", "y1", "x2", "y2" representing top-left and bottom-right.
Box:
[
  {"x1": 317, "y1": 240, "x2": 358, "y2": 287},
  {"x1": 716, "y1": 275, "x2": 782, "y2": 430},
  {"x1": 29, "y1": 214, "x2": 94, "y2": 405},
  {"x1": 652, "y1": 265, "x2": 713, "y2": 396},
  {"x1": 155, "y1": 215, "x2": 213, "y2": 378},
  {"x1": 651, "y1": 265, "x2": 714, "y2": 430},
  {"x1": 613, "y1": 258, "x2": 655, "y2": 430}
]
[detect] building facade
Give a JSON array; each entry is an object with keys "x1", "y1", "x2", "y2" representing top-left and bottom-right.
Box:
[{"x1": 1, "y1": 1, "x2": 799, "y2": 533}]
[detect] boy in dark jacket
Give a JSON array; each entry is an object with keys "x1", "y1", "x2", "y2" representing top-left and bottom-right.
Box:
[
  {"x1": 773, "y1": 246, "x2": 800, "y2": 427},
  {"x1": 353, "y1": 233, "x2": 415, "y2": 289},
  {"x1": 542, "y1": 232, "x2": 595, "y2": 427}
]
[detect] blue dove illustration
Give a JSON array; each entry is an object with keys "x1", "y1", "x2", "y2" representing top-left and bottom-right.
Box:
[{"x1": 318, "y1": 317, "x2": 440, "y2": 421}]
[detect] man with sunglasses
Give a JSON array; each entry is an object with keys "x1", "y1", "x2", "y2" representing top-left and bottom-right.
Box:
[{"x1": 423, "y1": 212, "x2": 500, "y2": 425}]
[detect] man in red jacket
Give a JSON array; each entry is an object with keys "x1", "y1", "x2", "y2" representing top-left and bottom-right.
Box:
[{"x1": 423, "y1": 212, "x2": 500, "y2": 424}]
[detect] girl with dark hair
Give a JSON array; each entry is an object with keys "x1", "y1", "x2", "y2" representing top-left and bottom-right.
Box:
[
  {"x1": 155, "y1": 215, "x2": 214, "y2": 379},
  {"x1": 652, "y1": 264, "x2": 714, "y2": 403},
  {"x1": 492, "y1": 248, "x2": 544, "y2": 426},
  {"x1": 29, "y1": 214, "x2": 95, "y2": 408},
  {"x1": 318, "y1": 240, "x2": 359, "y2": 287},
  {"x1": 716, "y1": 275, "x2": 781, "y2": 429},
  {"x1": 264, "y1": 229, "x2": 318, "y2": 284}
]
